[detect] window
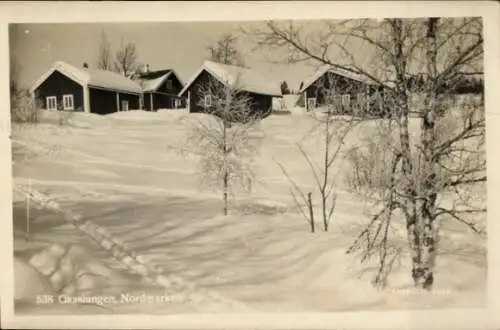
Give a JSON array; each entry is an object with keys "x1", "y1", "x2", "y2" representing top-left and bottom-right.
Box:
[
  {"x1": 46, "y1": 96, "x2": 57, "y2": 110},
  {"x1": 307, "y1": 97, "x2": 316, "y2": 110},
  {"x1": 166, "y1": 80, "x2": 173, "y2": 90},
  {"x1": 333, "y1": 95, "x2": 342, "y2": 107},
  {"x1": 62, "y1": 94, "x2": 74, "y2": 110},
  {"x1": 204, "y1": 94, "x2": 212, "y2": 107},
  {"x1": 341, "y1": 94, "x2": 351, "y2": 107},
  {"x1": 121, "y1": 100, "x2": 129, "y2": 111}
]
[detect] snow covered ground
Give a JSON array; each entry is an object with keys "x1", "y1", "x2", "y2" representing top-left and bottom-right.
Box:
[{"x1": 11, "y1": 108, "x2": 487, "y2": 314}]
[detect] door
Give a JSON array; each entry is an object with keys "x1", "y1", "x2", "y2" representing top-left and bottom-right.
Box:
[
  {"x1": 307, "y1": 97, "x2": 316, "y2": 111},
  {"x1": 121, "y1": 100, "x2": 129, "y2": 111}
]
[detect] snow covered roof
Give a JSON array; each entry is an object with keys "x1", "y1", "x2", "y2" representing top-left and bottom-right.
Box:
[
  {"x1": 31, "y1": 61, "x2": 142, "y2": 94},
  {"x1": 179, "y1": 60, "x2": 282, "y2": 97},
  {"x1": 298, "y1": 64, "x2": 377, "y2": 93},
  {"x1": 140, "y1": 72, "x2": 173, "y2": 92}
]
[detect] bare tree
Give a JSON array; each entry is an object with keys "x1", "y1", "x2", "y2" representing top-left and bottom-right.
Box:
[
  {"x1": 10, "y1": 54, "x2": 22, "y2": 95},
  {"x1": 277, "y1": 80, "x2": 361, "y2": 232},
  {"x1": 207, "y1": 33, "x2": 245, "y2": 67},
  {"x1": 9, "y1": 55, "x2": 41, "y2": 124},
  {"x1": 182, "y1": 75, "x2": 261, "y2": 216},
  {"x1": 114, "y1": 39, "x2": 138, "y2": 77},
  {"x1": 245, "y1": 17, "x2": 485, "y2": 290},
  {"x1": 97, "y1": 31, "x2": 113, "y2": 70}
]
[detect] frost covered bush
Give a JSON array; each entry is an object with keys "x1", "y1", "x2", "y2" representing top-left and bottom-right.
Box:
[{"x1": 10, "y1": 91, "x2": 40, "y2": 124}]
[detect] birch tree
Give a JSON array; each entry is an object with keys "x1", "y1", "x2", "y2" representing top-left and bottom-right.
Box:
[
  {"x1": 207, "y1": 33, "x2": 246, "y2": 67},
  {"x1": 183, "y1": 75, "x2": 261, "y2": 216},
  {"x1": 114, "y1": 39, "x2": 138, "y2": 77},
  {"x1": 245, "y1": 17, "x2": 485, "y2": 289},
  {"x1": 97, "y1": 31, "x2": 113, "y2": 71}
]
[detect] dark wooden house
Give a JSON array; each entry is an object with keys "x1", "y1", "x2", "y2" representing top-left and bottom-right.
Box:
[
  {"x1": 298, "y1": 65, "x2": 389, "y2": 117},
  {"x1": 136, "y1": 67, "x2": 185, "y2": 111},
  {"x1": 178, "y1": 60, "x2": 282, "y2": 119},
  {"x1": 30, "y1": 61, "x2": 142, "y2": 115}
]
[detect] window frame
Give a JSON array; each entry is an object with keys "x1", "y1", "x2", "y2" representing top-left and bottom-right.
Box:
[
  {"x1": 341, "y1": 94, "x2": 351, "y2": 107},
  {"x1": 166, "y1": 79, "x2": 173, "y2": 90},
  {"x1": 46, "y1": 96, "x2": 57, "y2": 110},
  {"x1": 62, "y1": 94, "x2": 74, "y2": 111},
  {"x1": 204, "y1": 94, "x2": 212, "y2": 107}
]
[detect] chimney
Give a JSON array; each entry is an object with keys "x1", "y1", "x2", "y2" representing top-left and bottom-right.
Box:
[
  {"x1": 145, "y1": 64, "x2": 150, "y2": 73},
  {"x1": 83, "y1": 62, "x2": 89, "y2": 69}
]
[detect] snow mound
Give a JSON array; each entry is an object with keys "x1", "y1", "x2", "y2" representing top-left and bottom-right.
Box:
[
  {"x1": 282, "y1": 94, "x2": 300, "y2": 109},
  {"x1": 180, "y1": 113, "x2": 220, "y2": 126},
  {"x1": 67, "y1": 112, "x2": 111, "y2": 128},
  {"x1": 156, "y1": 108, "x2": 190, "y2": 121},
  {"x1": 107, "y1": 110, "x2": 189, "y2": 124},
  {"x1": 107, "y1": 110, "x2": 160, "y2": 120},
  {"x1": 288, "y1": 106, "x2": 308, "y2": 116},
  {"x1": 27, "y1": 243, "x2": 132, "y2": 296},
  {"x1": 15, "y1": 258, "x2": 55, "y2": 302}
]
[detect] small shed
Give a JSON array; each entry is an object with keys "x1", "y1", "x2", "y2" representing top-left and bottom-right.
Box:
[{"x1": 136, "y1": 68, "x2": 185, "y2": 111}]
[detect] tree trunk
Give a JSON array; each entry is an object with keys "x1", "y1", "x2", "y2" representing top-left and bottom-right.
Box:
[
  {"x1": 307, "y1": 192, "x2": 315, "y2": 233},
  {"x1": 389, "y1": 19, "x2": 429, "y2": 289},
  {"x1": 412, "y1": 18, "x2": 441, "y2": 290},
  {"x1": 223, "y1": 171, "x2": 228, "y2": 216},
  {"x1": 223, "y1": 119, "x2": 229, "y2": 216},
  {"x1": 322, "y1": 114, "x2": 330, "y2": 232}
]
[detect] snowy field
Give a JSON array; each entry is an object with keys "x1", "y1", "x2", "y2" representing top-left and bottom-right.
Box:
[{"x1": 11, "y1": 108, "x2": 487, "y2": 314}]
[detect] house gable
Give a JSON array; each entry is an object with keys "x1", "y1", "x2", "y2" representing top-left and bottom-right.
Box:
[
  {"x1": 185, "y1": 69, "x2": 224, "y2": 113},
  {"x1": 306, "y1": 71, "x2": 372, "y2": 98},
  {"x1": 33, "y1": 70, "x2": 84, "y2": 111},
  {"x1": 179, "y1": 60, "x2": 281, "y2": 98}
]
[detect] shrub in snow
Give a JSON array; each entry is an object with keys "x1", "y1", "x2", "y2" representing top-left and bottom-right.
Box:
[{"x1": 11, "y1": 91, "x2": 40, "y2": 124}]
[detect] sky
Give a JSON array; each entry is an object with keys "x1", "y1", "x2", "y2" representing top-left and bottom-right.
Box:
[
  {"x1": 9, "y1": 21, "x2": 325, "y2": 92},
  {"x1": 9, "y1": 18, "x2": 483, "y2": 93}
]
